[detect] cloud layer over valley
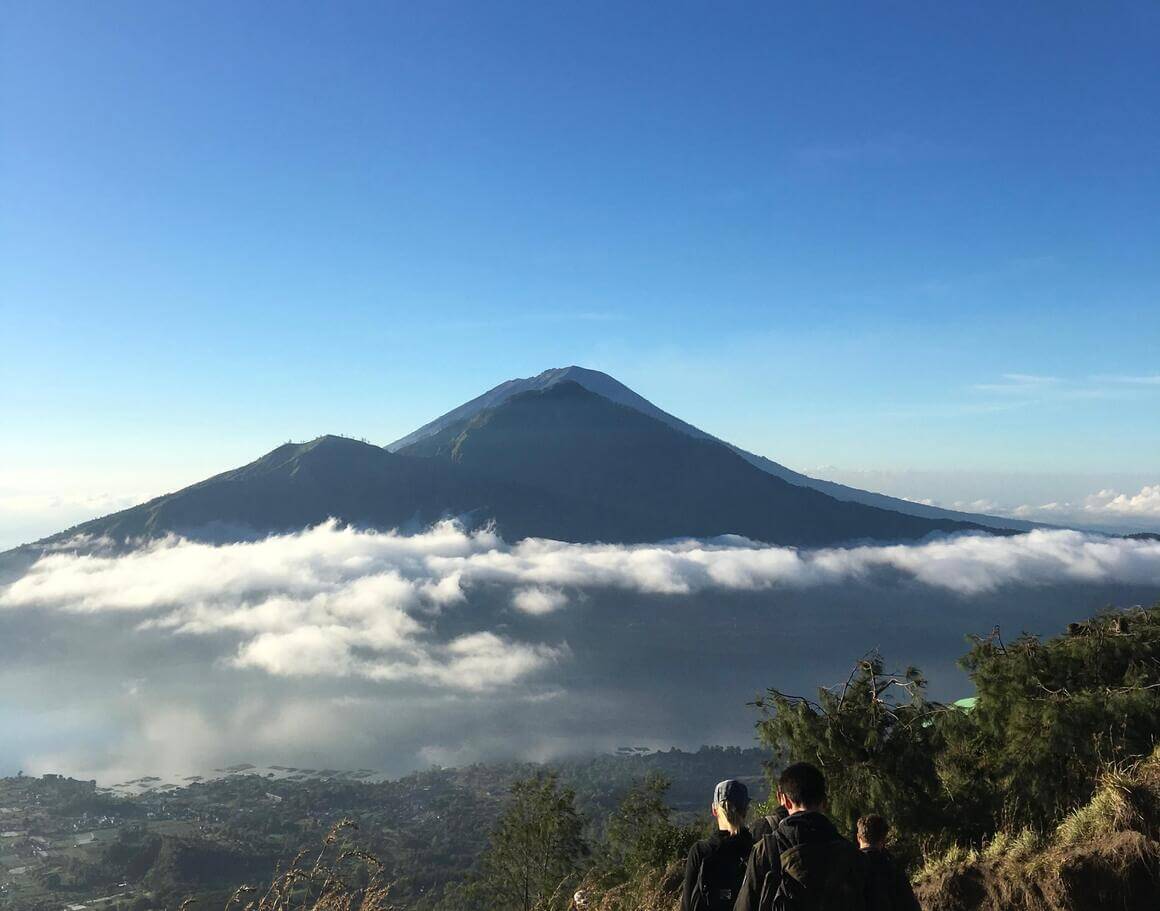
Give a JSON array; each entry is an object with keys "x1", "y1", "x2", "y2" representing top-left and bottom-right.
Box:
[{"x1": 3, "y1": 523, "x2": 1159, "y2": 782}]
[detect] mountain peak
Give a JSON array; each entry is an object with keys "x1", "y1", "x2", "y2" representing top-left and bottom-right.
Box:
[
  {"x1": 387, "y1": 367, "x2": 1035, "y2": 534},
  {"x1": 385, "y1": 366, "x2": 706, "y2": 453},
  {"x1": 302, "y1": 434, "x2": 375, "y2": 452},
  {"x1": 528, "y1": 365, "x2": 610, "y2": 384}
]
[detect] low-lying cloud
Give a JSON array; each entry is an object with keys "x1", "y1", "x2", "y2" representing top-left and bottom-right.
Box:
[
  {"x1": 901, "y1": 483, "x2": 1160, "y2": 531},
  {"x1": 1012, "y1": 485, "x2": 1160, "y2": 521},
  {"x1": 3, "y1": 524, "x2": 1160, "y2": 694}
]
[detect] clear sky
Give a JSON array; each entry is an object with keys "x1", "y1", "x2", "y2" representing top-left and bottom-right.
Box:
[{"x1": 2, "y1": 1, "x2": 1158, "y2": 547}]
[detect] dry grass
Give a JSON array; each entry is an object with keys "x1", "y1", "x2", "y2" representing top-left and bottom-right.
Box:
[
  {"x1": 914, "y1": 748, "x2": 1160, "y2": 911},
  {"x1": 917, "y1": 843, "x2": 980, "y2": 882},
  {"x1": 570, "y1": 860, "x2": 683, "y2": 911},
  {"x1": 180, "y1": 819, "x2": 399, "y2": 911}
]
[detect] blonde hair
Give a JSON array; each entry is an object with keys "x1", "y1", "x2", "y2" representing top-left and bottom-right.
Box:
[{"x1": 717, "y1": 799, "x2": 748, "y2": 830}]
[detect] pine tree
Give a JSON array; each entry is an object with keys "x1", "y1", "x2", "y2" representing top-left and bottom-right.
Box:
[
  {"x1": 458, "y1": 773, "x2": 587, "y2": 911},
  {"x1": 754, "y1": 654, "x2": 946, "y2": 859},
  {"x1": 598, "y1": 771, "x2": 698, "y2": 883}
]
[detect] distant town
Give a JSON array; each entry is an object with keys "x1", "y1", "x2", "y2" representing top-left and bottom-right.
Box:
[{"x1": 0, "y1": 748, "x2": 764, "y2": 910}]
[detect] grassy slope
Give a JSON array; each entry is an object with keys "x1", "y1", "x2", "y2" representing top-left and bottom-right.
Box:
[{"x1": 914, "y1": 747, "x2": 1160, "y2": 911}]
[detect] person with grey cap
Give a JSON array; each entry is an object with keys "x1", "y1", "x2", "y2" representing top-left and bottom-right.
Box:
[{"x1": 680, "y1": 778, "x2": 754, "y2": 911}]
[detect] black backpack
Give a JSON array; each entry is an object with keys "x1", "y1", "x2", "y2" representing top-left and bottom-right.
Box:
[
  {"x1": 759, "y1": 836, "x2": 867, "y2": 911},
  {"x1": 863, "y1": 850, "x2": 919, "y2": 911},
  {"x1": 693, "y1": 843, "x2": 750, "y2": 911}
]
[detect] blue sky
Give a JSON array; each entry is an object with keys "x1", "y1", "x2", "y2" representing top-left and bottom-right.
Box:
[{"x1": 2, "y1": 1, "x2": 1159, "y2": 546}]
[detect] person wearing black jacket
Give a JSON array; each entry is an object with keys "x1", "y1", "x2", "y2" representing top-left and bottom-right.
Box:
[
  {"x1": 857, "y1": 815, "x2": 921, "y2": 911},
  {"x1": 734, "y1": 763, "x2": 864, "y2": 911},
  {"x1": 681, "y1": 779, "x2": 754, "y2": 911}
]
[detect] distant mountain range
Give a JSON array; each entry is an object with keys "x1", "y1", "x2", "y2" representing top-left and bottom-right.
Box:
[{"x1": 14, "y1": 367, "x2": 1039, "y2": 555}]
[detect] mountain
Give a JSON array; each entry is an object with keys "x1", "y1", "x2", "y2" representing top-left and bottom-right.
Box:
[
  {"x1": 389, "y1": 366, "x2": 1037, "y2": 533},
  {"x1": 393, "y1": 381, "x2": 986, "y2": 545},
  {"x1": 8, "y1": 368, "x2": 1015, "y2": 555},
  {"x1": 28, "y1": 435, "x2": 617, "y2": 549}
]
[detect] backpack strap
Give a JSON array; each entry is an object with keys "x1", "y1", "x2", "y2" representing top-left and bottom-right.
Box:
[
  {"x1": 693, "y1": 854, "x2": 710, "y2": 911},
  {"x1": 754, "y1": 834, "x2": 780, "y2": 911}
]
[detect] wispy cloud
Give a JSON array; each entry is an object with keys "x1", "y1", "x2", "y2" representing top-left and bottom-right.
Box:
[
  {"x1": 873, "y1": 367, "x2": 1157, "y2": 421},
  {"x1": 1096, "y1": 374, "x2": 1160, "y2": 386},
  {"x1": 967, "y1": 371, "x2": 1160, "y2": 406},
  {"x1": 972, "y1": 373, "x2": 1062, "y2": 395}
]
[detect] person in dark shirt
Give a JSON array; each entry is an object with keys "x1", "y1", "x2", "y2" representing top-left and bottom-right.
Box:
[
  {"x1": 857, "y1": 815, "x2": 921, "y2": 911},
  {"x1": 734, "y1": 762, "x2": 865, "y2": 911},
  {"x1": 681, "y1": 779, "x2": 754, "y2": 911}
]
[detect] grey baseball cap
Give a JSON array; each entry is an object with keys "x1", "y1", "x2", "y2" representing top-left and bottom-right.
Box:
[{"x1": 714, "y1": 778, "x2": 750, "y2": 808}]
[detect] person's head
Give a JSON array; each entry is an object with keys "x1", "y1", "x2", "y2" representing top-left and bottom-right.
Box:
[
  {"x1": 857, "y1": 814, "x2": 889, "y2": 850},
  {"x1": 711, "y1": 779, "x2": 750, "y2": 833},
  {"x1": 777, "y1": 762, "x2": 826, "y2": 814}
]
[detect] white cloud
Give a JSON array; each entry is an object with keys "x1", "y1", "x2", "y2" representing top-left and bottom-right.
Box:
[
  {"x1": 1010, "y1": 484, "x2": 1160, "y2": 524},
  {"x1": 512, "y1": 587, "x2": 569, "y2": 615},
  {"x1": 3, "y1": 522, "x2": 1160, "y2": 695},
  {"x1": 0, "y1": 522, "x2": 561, "y2": 693},
  {"x1": 1089, "y1": 486, "x2": 1160, "y2": 517},
  {"x1": 890, "y1": 482, "x2": 1160, "y2": 531}
]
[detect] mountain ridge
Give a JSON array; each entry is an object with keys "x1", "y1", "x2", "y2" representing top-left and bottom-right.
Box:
[{"x1": 5, "y1": 368, "x2": 1043, "y2": 557}]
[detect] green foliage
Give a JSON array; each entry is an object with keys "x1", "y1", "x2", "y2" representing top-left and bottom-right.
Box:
[
  {"x1": 454, "y1": 773, "x2": 587, "y2": 911},
  {"x1": 595, "y1": 772, "x2": 699, "y2": 885},
  {"x1": 753, "y1": 654, "x2": 946, "y2": 859},
  {"x1": 754, "y1": 604, "x2": 1160, "y2": 864},
  {"x1": 940, "y1": 608, "x2": 1160, "y2": 831}
]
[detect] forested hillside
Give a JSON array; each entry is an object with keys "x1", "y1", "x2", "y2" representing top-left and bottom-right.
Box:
[
  {"x1": 226, "y1": 601, "x2": 1160, "y2": 911},
  {"x1": 0, "y1": 748, "x2": 764, "y2": 910},
  {"x1": 6, "y1": 603, "x2": 1159, "y2": 911}
]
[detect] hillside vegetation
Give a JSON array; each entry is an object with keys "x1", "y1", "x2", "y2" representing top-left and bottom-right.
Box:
[
  {"x1": 432, "y1": 603, "x2": 1160, "y2": 911},
  {"x1": 0, "y1": 748, "x2": 763, "y2": 911},
  {"x1": 7, "y1": 605, "x2": 1158, "y2": 910},
  {"x1": 914, "y1": 747, "x2": 1160, "y2": 910}
]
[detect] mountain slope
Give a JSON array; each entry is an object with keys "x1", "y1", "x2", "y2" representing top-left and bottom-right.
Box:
[
  {"x1": 389, "y1": 366, "x2": 1037, "y2": 533},
  {"x1": 31, "y1": 435, "x2": 620, "y2": 548},
  {"x1": 396, "y1": 381, "x2": 989, "y2": 545},
  {"x1": 21, "y1": 385, "x2": 992, "y2": 553}
]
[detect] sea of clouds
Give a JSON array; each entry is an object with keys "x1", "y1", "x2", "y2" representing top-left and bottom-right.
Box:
[
  {"x1": 5, "y1": 523, "x2": 1160, "y2": 688},
  {"x1": 2, "y1": 523, "x2": 1159, "y2": 781}
]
